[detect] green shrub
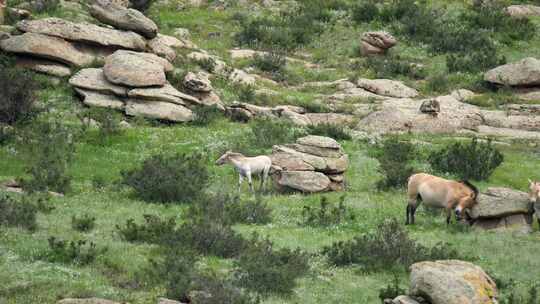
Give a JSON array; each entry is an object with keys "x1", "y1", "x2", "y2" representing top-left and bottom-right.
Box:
[
  {"x1": 446, "y1": 45, "x2": 505, "y2": 73},
  {"x1": 371, "y1": 137, "x2": 416, "y2": 190},
  {"x1": 428, "y1": 138, "x2": 504, "y2": 180},
  {"x1": 301, "y1": 195, "x2": 355, "y2": 227},
  {"x1": 196, "y1": 57, "x2": 217, "y2": 73},
  {"x1": 378, "y1": 273, "x2": 406, "y2": 303},
  {"x1": 20, "y1": 120, "x2": 76, "y2": 194},
  {"x1": 249, "y1": 117, "x2": 301, "y2": 150},
  {"x1": 45, "y1": 237, "x2": 106, "y2": 265},
  {"x1": 121, "y1": 152, "x2": 209, "y2": 203},
  {"x1": 307, "y1": 123, "x2": 351, "y2": 140},
  {"x1": 71, "y1": 214, "x2": 96, "y2": 232},
  {"x1": 189, "y1": 193, "x2": 272, "y2": 225},
  {"x1": 189, "y1": 272, "x2": 260, "y2": 304},
  {"x1": 351, "y1": 1, "x2": 379, "y2": 23},
  {"x1": 191, "y1": 105, "x2": 223, "y2": 126},
  {"x1": 322, "y1": 218, "x2": 466, "y2": 271},
  {"x1": 237, "y1": 85, "x2": 256, "y2": 103},
  {"x1": 32, "y1": 0, "x2": 60, "y2": 14},
  {"x1": 252, "y1": 51, "x2": 286, "y2": 74},
  {"x1": 79, "y1": 108, "x2": 123, "y2": 140},
  {"x1": 234, "y1": 233, "x2": 310, "y2": 295},
  {"x1": 0, "y1": 68, "x2": 39, "y2": 125},
  {"x1": 364, "y1": 55, "x2": 426, "y2": 80},
  {"x1": 0, "y1": 194, "x2": 38, "y2": 230},
  {"x1": 116, "y1": 214, "x2": 177, "y2": 244}
]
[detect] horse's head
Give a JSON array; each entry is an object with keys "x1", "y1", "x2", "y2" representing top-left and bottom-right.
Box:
[
  {"x1": 455, "y1": 181, "x2": 479, "y2": 220},
  {"x1": 529, "y1": 179, "x2": 540, "y2": 203},
  {"x1": 215, "y1": 151, "x2": 232, "y2": 166}
]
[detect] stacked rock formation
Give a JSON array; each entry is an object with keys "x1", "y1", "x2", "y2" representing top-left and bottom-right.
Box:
[
  {"x1": 468, "y1": 187, "x2": 534, "y2": 233},
  {"x1": 360, "y1": 31, "x2": 397, "y2": 56},
  {"x1": 270, "y1": 135, "x2": 348, "y2": 193}
]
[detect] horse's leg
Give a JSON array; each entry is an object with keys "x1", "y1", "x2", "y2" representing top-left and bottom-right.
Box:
[
  {"x1": 406, "y1": 192, "x2": 419, "y2": 225},
  {"x1": 259, "y1": 171, "x2": 264, "y2": 192},
  {"x1": 261, "y1": 165, "x2": 270, "y2": 192},
  {"x1": 238, "y1": 174, "x2": 244, "y2": 193},
  {"x1": 445, "y1": 208, "x2": 452, "y2": 225},
  {"x1": 247, "y1": 171, "x2": 254, "y2": 193}
]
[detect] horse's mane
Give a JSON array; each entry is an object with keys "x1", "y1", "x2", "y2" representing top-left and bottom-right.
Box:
[
  {"x1": 227, "y1": 152, "x2": 245, "y2": 158},
  {"x1": 460, "y1": 180, "x2": 479, "y2": 199}
]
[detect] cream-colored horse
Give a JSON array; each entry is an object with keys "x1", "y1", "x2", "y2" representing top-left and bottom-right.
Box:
[
  {"x1": 216, "y1": 151, "x2": 272, "y2": 193},
  {"x1": 406, "y1": 173, "x2": 478, "y2": 225},
  {"x1": 529, "y1": 179, "x2": 540, "y2": 227}
]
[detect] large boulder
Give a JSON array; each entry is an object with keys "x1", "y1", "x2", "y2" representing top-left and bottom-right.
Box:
[
  {"x1": 505, "y1": 5, "x2": 540, "y2": 18},
  {"x1": 103, "y1": 50, "x2": 171, "y2": 87},
  {"x1": 16, "y1": 57, "x2": 71, "y2": 77},
  {"x1": 125, "y1": 100, "x2": 194, "y2": 122},
  {"x1": 0, "y1": 32, "x2": 95, "y2": 66},
  {"x1": 409, "y1": 260, "x2": 498, "y2": 304},
  {"x1": 147, "y1": 34, "x2": 177, "y2": 62},
  {"x1": 74, "y1": 89, "x2": 125, "y2": 110},
  {"x1": 274, "y1": 170, "x2": 331, "y2": 193},
  {"x1": 360, "y1": 31, "x2": 397, "y2": 56},
  {"x1": 484, "y1": 57, "x2": 540, "y2": 86},
  {"x1": 357, "y1": 78, "x2": 419, "y2": 98},
  {"x1": 470, "y1": 187, "x2": 531, "y2": 219},
  {"x1": 16, "y1": 18, "x2": 147, "y2": 50},
  {"x1": 90, "y1": 0, "x2": 158, "y2": 39},
  {"x1": 69, "y1": 68, "x2": 128, "y2": 96}
]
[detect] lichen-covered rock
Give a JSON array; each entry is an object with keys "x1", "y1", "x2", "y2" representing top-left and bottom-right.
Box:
[
  {"x1": 74, "y1": 88, "x2": 125, "y2": 110},
  {"x1": 360, "y1": 31, "x2": 397, "y2": 56},
  {"x1": 127, "y1": 83, "x2": 200, "y2": 106},
  {"x1": 70, "y1": 68, "x2": 128, "y2": 96},
  {"x1": 16, "y1": 57, "x2": 71, "y2": 77},
  {"x1": 357, "y1": 78, "x2": 419, "y2": 98},
  {"x1": 470, "y1": 187, "x2": 531, "y2": 219},
  {"x1": 505, "y1": 4, "x2": 540, "y2": 18},
  {"x1": 183, "y1": 71, "x2": 213, "y2": 92},
  {"x1": 90, "y1": 0, "x2": 158, "y2": 39},
  {"x1": 103, "y1": 50, "x2": 171, "y2": 87},
  {"x1": 274, "y1": 170, "x2": 331, "y2": 193},
  {"x1": 125, "y1": 100, "x2": 193, "y2": 122},
  {"x1": 484, "y1": 57, "x2": 540, "y2": 86}
]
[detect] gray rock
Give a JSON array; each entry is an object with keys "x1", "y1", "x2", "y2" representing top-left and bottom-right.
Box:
[
  {"x1": 391, "y1": 295, "x2": 422, "y2": 304},
  {"x1": 296, "y1": 135, "x2": 341, "y2": 149},
  {"x1": 409, "y1": 260, "x2": 498, "y2": 304},
  {"x1": 360, "y1": 31, "x2": 397, "y2": 56},
  {"x1": 16, "y1": 18, "x2": 147, "y2": 50},
  {"x1": 505, "y1": 4, "x2": 540, "y2": 17},
  {"x1": 127, "y1": 83, "x2": 200, "y2": 105},
  {"x1": 75, "y1": 88, "x2": 125, "y2": 110},
  {"x1": 270, "y1": 152, "x2": 315, "y2": 171},
  {"x1": 470, "y1": 187, "x2": 531, "y2": 219},
  {"x1": 103, "y1": 50, "x2": 170, "y2": 87},
  {"x1": 147, "y1": 34, "x2": 178, "y2": 62},
  {"x1": 0, "y1": 32, "x2": 95, "y2": 66},
  {"x1": 16, "y1": 57, "x2": 71, "y2": 77},
  {"x1": 125, "y1": 99, "x2": 193, "y2": 122},
  {"x1": 183, "y1": 72, "x2": 213, "y2": 92},
  {"x1": 90, "y1": 0, "x2": 158, "y2": 39},
  {"x1": 275, "y1": 170, "x2": 331, "y2": 193},
  {"x1": 57, "y1": 298, "x2": 120, "y2": 304},
  {"x1": 419, "y1": 99, "x2": 440, "y2": 115},
  {"x1": 70, "y1": 68, "x2": 128, "y2": 96},
  {"x1": 357, "y1": 78, "x2": 419, "y2": 98},
  {"x1": 484, "y1": 57, "x2": 540, "y2": 86}
]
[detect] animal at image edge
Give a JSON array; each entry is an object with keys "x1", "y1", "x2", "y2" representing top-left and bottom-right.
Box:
[
  {"x1": 216, "y1": 151, "x2": 272, "y2": 193},
  {"x1": 406, "y1": 173, "x2": 479, "y2": 225},
  {"x1": 529, "y1": 179, "x2": 540, "y2": 227}
]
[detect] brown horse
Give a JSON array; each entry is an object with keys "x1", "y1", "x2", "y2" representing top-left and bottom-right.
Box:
[
  {"x1": 529, "y1": 179, "x2": 540, "y2": 227},
  {"x1": 406, "y1": 173, "x2": 478, "y2": 225}
]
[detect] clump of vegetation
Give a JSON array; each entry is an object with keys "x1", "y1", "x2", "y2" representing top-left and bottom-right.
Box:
[
  {"x1": 237, "y1": 85, "x2": 256, "y2": 103},
  {"x1": 20, "y1": 120, "x2": 76, "y2": 194},
  {"x1": 363, "y1": 55, "x2": 426, "y2": 79},
  {"x1": 121, "y1": 152, "x2": 209, "y2": 203},
  {"x1": 497, "y1": 279, "x2": 539, "y2": 304},
  {"x1": 191, "y1": 105, "x2": 223, "y2": 126},
  {"x1": 322, "y1": 218, "x2": 466, "y2": 271},
  {"x1": 249, "y1": 117, "x2": 302, "y2": 150},
  {"x1": 306, "y1": 123, "x2": 351, "y2": 140},
  {"x1": 234, "y1": 233, "x2": 310, "y2": 295},
  {"x1": 428, "y1": 138, "x2": 504, "y2": 180},
  {"x1": 32, "y1": 0, "x2": 60, "y2": 14},
  {"x1": 0, "y1": 194, "x2": 38, "y2": 231},
  {"x1": 351, "y1": 0, "x2": 379, "y2": 24},
  {"x1": 116, "y1": 214, "x2": 177, "y2": 244},
  {"x1": 371, "y1": 137, "x2": 416, "y2": 190},
  {"x1": 44, "y1": 237, "x2": 106, "y2": 265},
  {"x1": 378, "y1": 273, "x2": 407, "y2": 303},
  {"x1": 189, "y1": 193, "x2": 272, "y2": 225},
  {"x1": 0, "y1": 68, "x2": 39, "y2": 125},
  {"x1": 465, "y1": 91, "x2": 520, "y2": 109},
  {"x1": 301, "y1": 196, "x2": 355, "y2": 226},
  {"x1": 252, "y1": 51, "x2": 287, "y2": 74},
  {"x1": 71, "y1": 214, "x2": 96, "y2": 232},
  {"x1": 79, "y1": 108, "x2": 123, "y2": 144}
]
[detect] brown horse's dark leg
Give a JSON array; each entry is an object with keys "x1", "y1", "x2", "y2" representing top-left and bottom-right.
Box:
[
  {"x1": 406, "y1": 205, "x2": 411, "y2": 225},
  {"x1": 446, "y1": 208, "x2": 452, "y2": 225}
]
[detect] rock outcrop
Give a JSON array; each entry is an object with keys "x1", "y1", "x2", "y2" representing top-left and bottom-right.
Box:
[
  {"x1": 360, "y1": 31, "x2": 397, "y2": 56},
  {"x1": 103, "y1": 50, "x2": 170, "y2": 87},
  {"x1": 58, "y1": 299, "x2": 120, "y2": 304},
  {"x1": 505, "y1": 4, "x2": 540, "y2": 18},
  {"x1": 356, "y1": 78, "x2": 419, "y2": 98},
  {"x1": 484, "y1": 57, "x2": 540, "y2": 86},
  {"x1": 270, "y1": 135, "x2": 348, "y2": 193}
]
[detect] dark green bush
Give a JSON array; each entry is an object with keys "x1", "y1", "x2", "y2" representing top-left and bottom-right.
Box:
[
  {"x1": 189, "y1": 272, "x2": 260, "y2": 304},
  {"x1": 191, "y1": 105, "x2": 223, "y2": 126},
  {"x1": 0, "y1": 67, "x2": 39, "y2": 125},
  {"x1": 189, "y1": 193, "x2": 272, "y2": 225},
  {"x1": 378, "y1": 274, "x2": 406, "y2": 303},
  {"x1": 371, "y1": 137, "x2": 416, "y2": 190},
  {"x1": 20, "y1": 120, "x2": 76, "y2": 194},
  {"x1": 71, "y1": 214, "x2": 96, "y2": 232},
  {"x1": 428, "y1": 138, "x2": 504, "y2": 180},
  {"x1": 322, "y1": 218, "x2": 466, "y2": 271},
  {"x1": 306, "y1": 123, "x2": 351, "y2": 140},
  {"x1": 234, "y1": 233, "x2": 310, "y2": 295},
  {"x1": 364, "y1": 55, "x2": 426, "y2": 79},
  {"x1": 301, "y1": 195, "x2": 355, "y2": 227},
  {"x1": 116, "y1": 214, "x2": 177, "y2": 244},
  {"x1": 237, "y1": 85, "x2": 256, "y2": 103},
  {"x1": 32, "y1": 0, "x2": 60, "y2": 14},
  {"x1": 252, "y1": 51, "x2": 287, "y2": 74},
  {"x1": 79, "y1": 108, "x2": 123, "y2": 144},
  {"x1": 249, "y1": 117, "x2": 301, "y2": 150},
  {"x1": 121, "y1": 152, "x2": 209, "y2": 203},
  {"x1": 45, "y1": 237, "x2": 106, "y2": 265},
  {"x1": 446, "y1": 44, "x2": 506, "y2": 73},
  {"x1": 0, "y1": 194, "x2": 38, "y2": 230},
  {"x1": 351, "y1": 1, "x2": 379, "y2": 23}
]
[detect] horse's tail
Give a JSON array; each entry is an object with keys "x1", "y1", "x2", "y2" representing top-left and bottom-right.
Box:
[{"x1": 461, "y1": 180, "x2": 479, "y2": 200}]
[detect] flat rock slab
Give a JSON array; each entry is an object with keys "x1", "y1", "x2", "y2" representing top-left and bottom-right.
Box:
[
  {"x1": 296, "y1": 135, "x2": 341, "y2": 149},
  {"x1": 410, "y1": 260, "x2": 498, "y2": 304},
  {"x1": 273, "y1": 145, "x2": 348, "y2": 174},
  {"x1": 473, "y1": 214, "x2": 533, "y2": 233},
  {"x1": 125, "y1": 99, "x2": 193, "y2": 122},
  {"x1": 147, "y1": 34, "x2": 177, "y2": 62},
  {"x1": 58, "y1": 298, "x2": 120, "y2": 304},
  {"x1": 470, "y1": 187, "x2": 531, "y2": 219},
  {"x1": 16, "y1": 18, "x2": 146, "y2": 50},
  {"x1": 357, "y1": 78, "x2": 419, "y2": 98},
  {"x1": 270, "y1": 152, "x2": 315, "y2": 171},
  {"x1": 127, "y1": 83, "x2": 200, "y2": 105},
  {"x1": 0, "y1": 32, "x2": 95, "y2": 66},
  {"x1": 484, "y1": 57, "x2": 540, "y2": 86},
  {"x1": 90, "y1": 0, "x2": 158, "y2": 39},
  {"x1": 276, "y1": 170, "x2": 331, "y2": 193},
  {"x1": 103, "y1": 50, "x2": 171, "y2": 87},
  {"x1": 70, "y1": 68, "x2": 128, "y2": 96},
  {"x1": 75, "y1": 88, "x2": 125, "y2": 110},
  {"x1": 16, "y1": 57, "x2": 71, "y2": 77},
  {"x1": 505, "y1": 4, "x2": 540, "y2": 17}
]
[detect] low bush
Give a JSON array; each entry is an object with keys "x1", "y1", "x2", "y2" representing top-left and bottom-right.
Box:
[
  {"x1": 351, "y1": 1, "x2": 379, "y2": 23},
  {"x1": 322, "y1": 218, "x2": 466, "y2": 271},
  {"x1": 45, "y1": 237, "x2": 106, "y2": 265},
  {"x1": 252, "y1": 51, "x2": 287, "y2": 74},
  {"x1": 71, "y1": 214, "x2": 96, "y2": 232},
  {"x1": 79, "y1": 108, "x2": 123, "y2": 144},
  {"x1": 191, "y1": 105, "x2": 223, "y2": 126},
  {"x1": 189, "y1": 272, "x2": 260, "y2": 304},
  {"x1": 237, "y1": 85, "x2": 256, "y2": 103},
  {"x1": 116, "y1": 214, "x2": 177, "y2": 244},
  {"x1": 371, "y1": 137, "x2": 416, "y2": 190},
  {"x1": 234, "y1": 233, "x2": 310, "y2": 295},
  {"x1": 121, "y1": 152, "x2": 209, "y2": 203},
  {"x1": 301, "y1": 195, "x2": 355, "y2": 227},
  {"x1": 446, "y1": 45, "x2": 506, "y2": 74},
  {"x1": 378, "y1": 273, "x2": 406, "y2": 303},
  {"x1": 306, "y1": 123, "x2": 351, "y2": 140},
  {"x1": 363, "y1": 55, "x2": 426, "y2": 80},
  {"x1": 249, "y1": 117, "x2": 302, "y2": 150},
  {"x1": 20, "y1": 120, "x2": 76, "y2": 194},
  {"x1": 0, "y1": 194, "x2": 38, "y2": 230},
  {"x1": 428, "y1": 138, "x2": 504, "y2": 180},
  {"x1": 0, "y1": 67, "x2": 39, "y2": 125},
  {"x1": 497, "y1": 279, "x2": 539, "y2": 304}
]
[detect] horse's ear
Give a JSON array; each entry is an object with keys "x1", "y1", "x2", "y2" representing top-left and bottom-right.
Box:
[{"x1": 528, "y1": 179, "x2": 533, "y2": 185}]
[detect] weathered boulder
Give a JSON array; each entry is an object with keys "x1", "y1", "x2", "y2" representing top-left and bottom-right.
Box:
[
  {"x1": 297, "y1": 135, "x2": 341, "y2": 149},
  {"x1": 0, "y1": 32, "x2": 95, "y2": 66},
  {"x1": 125, "y1": 100, "x2": 193, "y2": 122},
  {"x1": 304, "y1": 113, "x2": 355, "y2": 126},
  {"x1": 147, "y1": 34, "x2": 177, "y2": 62},
  {"x1": 229, "y1": 68, "x2": 256, "y2": 86},
  {"x1": 16, "y1": 57, "x2": 71, "y2": 77},
  {"x1": 75, "y1": 88, "x2": 125, "y2": 110},
  {"x1": 484, "y1": 57, "x2": 540, "y2": 86},
  {"x1": 273, "y1": 145, "x2": 348, "y2": 174},
  {"x1": 470, "y1": 187, "x2": 531, "y2": 219},
  {"x1": 357, "y1": 78, "x2": 419, "y2": 98},
  {"x1": 103, "y1": 50, "x2": 170, "y2": 87},
  {"x1": 419, "y1": 99, "x2": 440, "y2": 115},
  {"x1": 270, "y1": 152, "x2": 315, "y2": 171},
  {"x1": 274, "y1": 170, "x2": 331, "y2": 193},
  {"x1": 183, "y1": 71, "x2": 213, "y2": 92},
  {"x1": 410, "y1": 260, "x2": 498, "y2": 304},
  {"x1": 127, "y1": 83, "x2": 200, "y2": 106},
  {"x1": 70, "y1": 68, "x2": 128, "y2": 96},
  {"x1": 57, "y1": 298, "x2": 120, "y2": 304},
  {"x1": 187, "y1": 51, "x2": 227, "y2": 74},
  {"x1": 16, "y1": 18, "x2": 147, "y2": 50},
  {"x1": 90, "y1": 0, "x2": 158, "y2": 39},
  {"x1": 505, "y1": 4, "x2": 540, "y2": 17},
  {"x1": 360, "y1": 31, "x2": 397, "y2": 56}
]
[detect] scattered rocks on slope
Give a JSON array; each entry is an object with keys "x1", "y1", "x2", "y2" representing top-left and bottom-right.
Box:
[
  {"x1": 103, "y1": 50, "x2": 170, "y2": 87},
  {"x1": 357, "y1": 78, "x2": 419, "y2": 98},
  {"x1": 409, "y1": 260, "x2": 498, "y2": 304},
  {"x1": 360, "y1": 31, "x2": 397, "y2": 56},
  {"x1": 270, "y1": 135, "x2": 348, "y2": 192},
  {"x1": 505, "y1": 4, "x2": 540, "y2": 18},
  {"x1": 484, "y1": 57, "x2": 540, "y2": 86},
  {"x1": 89, "y1": 0, "x2": 158, "y2": 39},
  {"x1": 469, "y1": 187, "x2": 534, "y2": 233}
]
